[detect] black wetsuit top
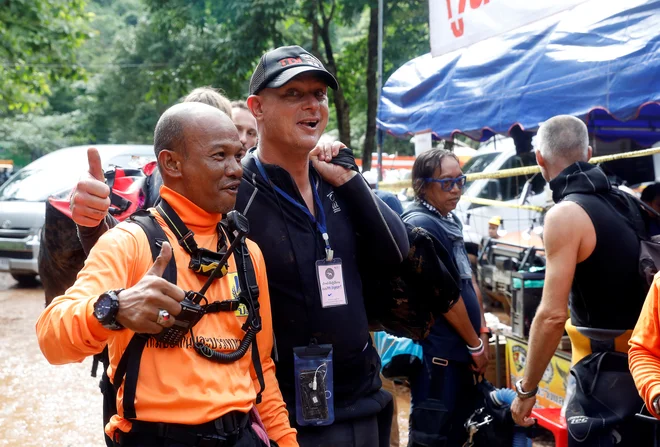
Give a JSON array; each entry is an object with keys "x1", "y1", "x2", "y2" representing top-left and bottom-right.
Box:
[{"x1": 550, "y1": 162, "x2": 647, "y2": 330}]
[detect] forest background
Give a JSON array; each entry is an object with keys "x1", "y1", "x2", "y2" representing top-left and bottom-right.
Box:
[{"x1": 0, "y1": 0, "x2": 434, "y2": 168}]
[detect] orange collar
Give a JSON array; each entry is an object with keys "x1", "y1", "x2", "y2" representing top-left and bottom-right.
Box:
[{"x1": 158, "y1": 186, "x2": 222, "y2": 236}]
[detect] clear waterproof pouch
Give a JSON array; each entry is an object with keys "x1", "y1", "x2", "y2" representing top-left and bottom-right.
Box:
[{"x1": 293, "y1": 342, "x2": 335, "y2": 426}]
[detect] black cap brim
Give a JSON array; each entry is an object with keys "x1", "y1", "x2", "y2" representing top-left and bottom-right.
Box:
[{"x1": 264, "y1": 66, "x2": 338, "y2": 91}]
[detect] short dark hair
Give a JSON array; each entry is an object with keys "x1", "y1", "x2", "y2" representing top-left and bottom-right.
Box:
[
  {"x1": 153, "y1": 111, "x2": 186, "y2": 159},
  {"x1": 231, "y1": 100, "x2": 248, "y2": 111},
  {"x1": 411, "y1": 148, "x2": 459, "y2": 200},
  {"x1": 642, "y1": 183, "x2": 660, "y2": 204},
  {"x1": 184, "y1": 87, "x2": 232, "y2": 117}
]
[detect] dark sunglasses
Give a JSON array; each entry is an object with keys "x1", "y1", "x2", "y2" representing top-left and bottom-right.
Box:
[{"x1": 423, "y1": 175, "x2": 467, "y2": 192}]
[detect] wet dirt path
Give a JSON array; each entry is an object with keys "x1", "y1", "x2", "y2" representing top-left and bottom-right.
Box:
[
  {"x1": 0, "y1": 276, "x2": 103, "y2": 446},
  {"x1": 0, "y1": 274, "x2": 553, "y2": 446}
]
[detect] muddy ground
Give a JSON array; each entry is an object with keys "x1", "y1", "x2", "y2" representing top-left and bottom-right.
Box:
[
  {"x1": 0, "y1": 275, "x2": 553, "y2": 446},
  {"x1": 0, "y1": 275, "x2": 102, "y2": 446}
]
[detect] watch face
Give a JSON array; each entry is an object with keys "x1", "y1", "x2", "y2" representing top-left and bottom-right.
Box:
[{"x1": 95, "y1": 295, "x2": 113, "y2": 321}]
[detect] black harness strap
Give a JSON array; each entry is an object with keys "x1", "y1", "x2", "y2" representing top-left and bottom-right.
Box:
[{"x1": 114, "y1": 335, "x2": 149, "y2": 420}]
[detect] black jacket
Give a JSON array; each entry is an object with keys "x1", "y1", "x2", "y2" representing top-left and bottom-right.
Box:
[{"x1": 239, "y1": 149, "x2": 409, "y2": 410}]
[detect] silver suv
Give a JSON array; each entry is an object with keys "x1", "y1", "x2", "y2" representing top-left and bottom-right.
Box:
[{"x1": 0, "y1": 145, "x2": 154, "y2": 286}]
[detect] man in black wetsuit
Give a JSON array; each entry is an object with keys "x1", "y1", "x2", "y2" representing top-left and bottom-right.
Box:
[
  {"x1": 240, "y1": 45, "x2": 408, "y2": 446},
  {"x1": 511, "y1": 115, "x2": 650, "y2": 445}
]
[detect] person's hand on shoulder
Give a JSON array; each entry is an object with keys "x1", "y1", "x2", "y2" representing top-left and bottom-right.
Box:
[
  {"x1": 115, "y1": 242, "x2": 186, "y2": 334},
  {"x1": 310, "y1": 140, "x2": 356, "y2": 187},
  {"x1": 70, "y1": 147, "x2": 111, "y2": 227}
]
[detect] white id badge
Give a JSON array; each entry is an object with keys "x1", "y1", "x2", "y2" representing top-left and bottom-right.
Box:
[{"x1": 316, "y1": 259, "x2": 347, "y2": 308}]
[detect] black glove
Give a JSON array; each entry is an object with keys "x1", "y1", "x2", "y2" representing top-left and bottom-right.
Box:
[{"x1": 328, "y1": 148, "x2": 360, "y2": 173}]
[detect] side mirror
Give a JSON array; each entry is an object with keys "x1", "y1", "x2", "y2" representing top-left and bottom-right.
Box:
[
  {"x1": 484, "y1": 179, "x2": 501, "y2": 201},
  {"x1": 519, "y1": 179, "x2": 533, "y2": 206}
]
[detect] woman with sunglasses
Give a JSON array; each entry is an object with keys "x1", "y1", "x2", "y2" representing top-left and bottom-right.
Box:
[{"x1": 402, "y1": 148, "x2": 490, "y2": 446}]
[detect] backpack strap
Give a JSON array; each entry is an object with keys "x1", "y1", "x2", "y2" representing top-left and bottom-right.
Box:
[
  {"x1": 129, "y1": 209, "x2": 177, "y2": 283},
  {"x1": 110, "y1": 210, "x2": 178, "y2": 420}
]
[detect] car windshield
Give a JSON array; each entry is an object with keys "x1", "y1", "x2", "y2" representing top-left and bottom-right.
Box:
[
  {"x1": 0, "y1": 148, "x2": 153, "y2": 202},
  {"x1": 463, "y1": 152, "x2": 499, "y2": 190}
]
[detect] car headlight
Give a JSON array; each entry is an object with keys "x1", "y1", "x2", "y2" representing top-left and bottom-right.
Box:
[{"x1": 27, "y1": 228, "x2": 41, "y2": 245}]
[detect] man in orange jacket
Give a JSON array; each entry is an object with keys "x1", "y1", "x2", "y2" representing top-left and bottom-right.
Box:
[
  {"x1": 630, "y1": 277, "x2": 660, "y2": 420},
  {"x1": 36, "y1": 102, "x2": 297, "y2": 447}
]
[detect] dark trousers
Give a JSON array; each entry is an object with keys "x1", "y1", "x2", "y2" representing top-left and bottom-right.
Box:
[
  {"x1": 409, "y1": 357, "x2": 476, "y2": 447},
  {"x1": 296, "y1": 392, "x2": 394, "y2": 447}
]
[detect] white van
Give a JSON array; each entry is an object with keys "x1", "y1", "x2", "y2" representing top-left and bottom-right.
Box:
[
  {"x1": 456, "y1": 136, "x2": 660, "y2": 246},
  {"x1": 455, "y1": 137, "x2": 548, "y2": 246},
  {"x1": 0, "y1": 145, "x2": 154, "y2": 285}
]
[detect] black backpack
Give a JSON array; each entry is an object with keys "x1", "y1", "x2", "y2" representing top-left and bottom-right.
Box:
[{"x1": 361, "y1": 221, "x2": 462, "y2": 341}]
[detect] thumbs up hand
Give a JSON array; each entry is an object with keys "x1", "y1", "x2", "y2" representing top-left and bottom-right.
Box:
[
  {"x1": 114, "y1": 242, "x2": 186, "y2": 334},
  {"x1": 70, "y1": 148, "x2": 112, "y2": 227}
]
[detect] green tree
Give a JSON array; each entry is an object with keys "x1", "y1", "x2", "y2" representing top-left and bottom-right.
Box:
[
  {"x1": 0, "y1": 0, "x2": 431, "y2": 163},
  {"x1": 0, "y1": 111, "x2": 91, "y2": 165},
  {"x1": 0, "y1": 0, "x2": 91, "y2": 113}
]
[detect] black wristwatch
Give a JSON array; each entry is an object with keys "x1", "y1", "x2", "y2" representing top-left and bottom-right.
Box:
[{"x1": 93, "y1": 289, "x2": 125, "y2": 330}]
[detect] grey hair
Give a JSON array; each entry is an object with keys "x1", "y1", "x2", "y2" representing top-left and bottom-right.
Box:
[
  {"x1": 183, "y1": 87, "x2": 232, "y2": 118},
  {"x1": 537, "y1": 115, "x2": 589, "y2": 163},
  {"x1": 230, "y1": 99, "x2": 249, "y2": 110}
]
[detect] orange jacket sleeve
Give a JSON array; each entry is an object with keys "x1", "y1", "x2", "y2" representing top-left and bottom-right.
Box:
[
  {"x1": 629, "y1": 277, "x2": 660, "y2": 418},
  {"x1": 36, "y1": 225, "x2": 139, "y2": 364},
  {"x1": 248, "y1": 241, "x2": 298, "y2": 447}
]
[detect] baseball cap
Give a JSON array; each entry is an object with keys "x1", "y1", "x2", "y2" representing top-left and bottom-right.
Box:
[{"x1": 249, "y1": 45, "x2": 339, "y2": 95}]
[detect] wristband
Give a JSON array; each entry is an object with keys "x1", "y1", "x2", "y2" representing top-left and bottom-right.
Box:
[
  {"x1": 469, "y1": 344, "x2": 485, "y2": 357},
  {"x1": 467, "y1": 337, "x2": 484, "y2": 353},
  {"x1": 480, "y1": 327, "x2": 492, "y2": 337}
]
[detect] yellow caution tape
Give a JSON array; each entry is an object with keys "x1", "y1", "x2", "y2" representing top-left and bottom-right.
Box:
[
  {"x1": 459, "y1": 196, "x2": 546, "y2": 213},
  {"x1": 376, "y1": 147, "x2": 660, "y2": 190}
]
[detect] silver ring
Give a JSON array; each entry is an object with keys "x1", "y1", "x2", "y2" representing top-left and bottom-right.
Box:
[{"x1": 156, "y1": 309, "x2": 170, "y2": 326}]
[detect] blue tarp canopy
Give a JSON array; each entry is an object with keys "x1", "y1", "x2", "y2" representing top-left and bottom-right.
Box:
[{"x1": 377, "y1": 0, "x2": 660, "y2": 145}]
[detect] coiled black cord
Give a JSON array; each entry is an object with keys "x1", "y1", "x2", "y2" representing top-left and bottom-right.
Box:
[{"x1": 193, "y1": 326, "x2": 258, "y2": 363}]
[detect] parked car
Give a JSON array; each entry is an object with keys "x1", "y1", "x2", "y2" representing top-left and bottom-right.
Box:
[
  {"x1": 457, "y1": 136, "x2": 660, "y2": 246},
  {"x1": 0, "y1": 145, "x2": 154, "y2": 286},
  {"x1": 455, "y1": 137, "x2": 549, "y2": 246}
]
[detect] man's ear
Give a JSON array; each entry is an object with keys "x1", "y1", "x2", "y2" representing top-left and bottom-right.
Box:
[
  {"x1": 587, "y1": 145, "x2": 593, "y2": 161},
  {"x1": 247, "y1": 95, "x2": 264, "y2": 121},
  {"x1": 157, "y1": 150, "x2": 183, "y2": 179},
  {"x1": 536, "y1": 150, "x2": 546, "y2": 169}
]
